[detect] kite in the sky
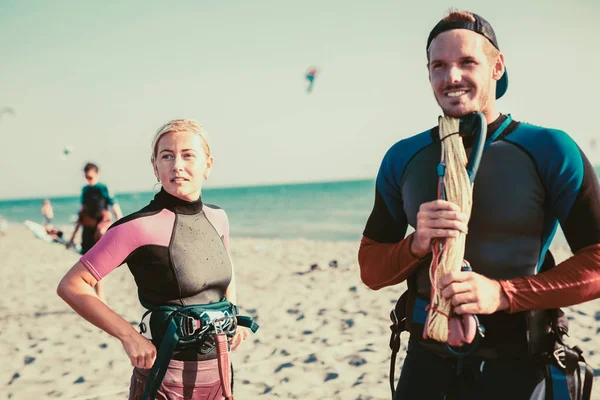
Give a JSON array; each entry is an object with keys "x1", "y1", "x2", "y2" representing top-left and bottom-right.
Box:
[
  {"x1": 61, "y1": 145, "x2": 74, "y2": 160},
  {"x1": 305, "y1": 67, "x2": 319, "y2": 93}
]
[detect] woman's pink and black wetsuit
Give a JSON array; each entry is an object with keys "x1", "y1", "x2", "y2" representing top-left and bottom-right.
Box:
[{"x1": 80, "y1": 188, "x2": 233, "y2": 399}]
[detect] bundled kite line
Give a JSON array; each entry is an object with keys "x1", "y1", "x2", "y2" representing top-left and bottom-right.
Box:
[{"x1": 425, "y1": 116, "x2": 474, "y2": 343}]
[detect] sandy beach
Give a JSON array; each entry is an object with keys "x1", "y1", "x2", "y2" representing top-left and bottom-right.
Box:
[{"x1": 2, "y1": 224, "x2": 599, "y2": 399}]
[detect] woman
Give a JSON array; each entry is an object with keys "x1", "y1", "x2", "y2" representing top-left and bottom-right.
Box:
[{"x1": 57, "y1": 119, "x2": 253, "y2": 400}]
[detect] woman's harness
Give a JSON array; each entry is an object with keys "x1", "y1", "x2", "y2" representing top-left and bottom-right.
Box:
[{"x1": 137, "y1": 295, "x2": 259, "y2": 400}]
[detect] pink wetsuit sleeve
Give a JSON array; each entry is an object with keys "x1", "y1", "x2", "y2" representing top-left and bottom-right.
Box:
[{"x1": 80, "y1": 209, "x2": 175, "y2": 280}]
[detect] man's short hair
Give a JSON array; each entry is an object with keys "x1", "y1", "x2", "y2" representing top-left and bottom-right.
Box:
[{"x1": 83, "y1": 163, "x2": 99, "y2": 173}]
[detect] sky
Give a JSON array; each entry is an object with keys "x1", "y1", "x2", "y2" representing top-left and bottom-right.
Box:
[{"x1": 1, "y1": 0, "x2": 599, "y2": 199}]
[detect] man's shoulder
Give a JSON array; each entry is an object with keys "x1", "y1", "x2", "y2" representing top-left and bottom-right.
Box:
[
  {"x1": 94, "y1": 182, "x2": 110, "y2": 190},
  {"x1": 512, "y1": 121, "x2": 569, "y2": 136},
  {"x1": 508, "y1": 121, "x2": 583, "y2": 182},
  {"x1": 382, "y1": 127, "x2": 435, "y2": 165},
  {"x1": 95, "y1": 182, "x2": 116, "y2": 198},
  {"x1": 508, "y1": 121, "x2": 577, "y2": 155}
]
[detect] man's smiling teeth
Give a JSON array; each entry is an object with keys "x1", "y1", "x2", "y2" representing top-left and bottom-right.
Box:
[{"x1": 447, "y1": 90, "x2": 467, "y2": 97}]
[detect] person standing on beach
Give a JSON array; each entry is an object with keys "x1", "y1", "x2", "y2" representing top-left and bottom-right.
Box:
[
  {"x1": 66, "y1": 162, "x2": 123, "y2": 300},
  {"x1": 358, "y1": 9, "x2": 600, "y2": 400},
  {"x1": 57, "y1": 119, "x2": 252, "y2": 400},
  {"x1": 41, "y1": 199, "x2": 54, "y2": 227}
]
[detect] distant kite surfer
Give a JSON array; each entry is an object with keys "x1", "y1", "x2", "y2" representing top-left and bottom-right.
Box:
[{"x1": 305, "y1": 67, "x2": 319, "y2": 93}]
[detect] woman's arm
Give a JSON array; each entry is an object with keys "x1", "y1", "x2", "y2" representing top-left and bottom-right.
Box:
[
  {"x1": 57, "y1": 262, "x2": 156, "y2": 368},
  {"x1": 224, "y1": 262, "x2": 237, "y2": 304}
]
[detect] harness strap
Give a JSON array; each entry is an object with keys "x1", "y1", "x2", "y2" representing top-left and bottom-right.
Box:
[
  {"x1": 238, "y1": 315, "x2": 259, "y2": 333},
  {"x1": 141, "y1": 317, "x2": 179, "y2": 400},
  {"x1": 563, "y1": 345, "x2": 593, "y2": 400},
  {"x1": 388, "y1": 290, "x2": 409, "y2": 397},
  {"x1": 215, "y1": 333, "x2": 234, "y2": 400}
]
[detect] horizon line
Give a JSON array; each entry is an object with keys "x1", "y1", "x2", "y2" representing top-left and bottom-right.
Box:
[{"x1": 0, "y1": 176, "x2": 376, "y2": 202}]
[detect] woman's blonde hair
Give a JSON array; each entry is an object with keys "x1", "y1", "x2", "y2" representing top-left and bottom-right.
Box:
[{"x1": 150, "y1": 119, "x2": 211, "y2": 162}]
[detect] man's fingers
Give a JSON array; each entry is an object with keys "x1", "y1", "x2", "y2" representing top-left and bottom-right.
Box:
[
  {"x1": 420, "y1": 200, "x2": 462, "y2": 212},
  {"x1": 449, "y1": 292, "x2": 476, "y2": 307},
  {"x1": 423, "y1": 228, "x2": 461, "y2": 239},
  {"x1": 453, "y1": 302, "x2": 479, "y2": 315},
  {"x1": 439, "y1": 271, "x2": 474, "y2": 287},
  {"x1": 419, "y1": 217, "x2": 468, "y2": 233},
  {"x1": 420, "y1": 210, "x2": 468, "y2": 222},
  {"x1": 441, "y1": 281, "x2": 471, "y2": 299}
]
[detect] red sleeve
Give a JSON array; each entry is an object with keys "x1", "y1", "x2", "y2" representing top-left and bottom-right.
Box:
[
  {"x1": 499, "y1": 244, "x2": 600, "y2": 313},
  {"x1": 358, "y1": 233, "x2": 426, "y2": 290}
]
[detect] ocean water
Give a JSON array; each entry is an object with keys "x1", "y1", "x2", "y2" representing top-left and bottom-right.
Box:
[
  {"x1": 2, "y1": 166, "x2": 599, "y2": 243},
  {"x1": 0, "y1": 180, "x2": 377, "y2": 242}
]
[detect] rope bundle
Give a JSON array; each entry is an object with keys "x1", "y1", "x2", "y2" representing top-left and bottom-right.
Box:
[{"x1": 425, "y1": 116, "x2": 473, "y2": 343}]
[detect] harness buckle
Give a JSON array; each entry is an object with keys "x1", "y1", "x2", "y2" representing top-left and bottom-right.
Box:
[
  {"x1": 181, "y1": 315, "x2": 197, "y2": 337},
  {"x1": 212, "y1": 316, "x2": 237, "y2": 336},
  {"x1": 390, "y1": 308, "x2": 398, "y2": 327},
  {"x1": 553, "y1": 346, "x2": 567, "y2": 369}
]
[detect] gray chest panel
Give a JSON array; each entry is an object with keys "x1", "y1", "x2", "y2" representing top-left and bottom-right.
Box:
[{"x1": 170, "y1": 212, "x2": 232, "y2": 305}]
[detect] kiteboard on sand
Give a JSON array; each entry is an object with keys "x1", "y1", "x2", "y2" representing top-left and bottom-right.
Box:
[{"x1": 24, "y1": 220, "x2": 81, "y2": 254}]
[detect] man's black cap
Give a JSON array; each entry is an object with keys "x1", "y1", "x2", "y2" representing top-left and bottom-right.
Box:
[{"x1": 426, "y1": 13, "x2": 508, "y2": 99}]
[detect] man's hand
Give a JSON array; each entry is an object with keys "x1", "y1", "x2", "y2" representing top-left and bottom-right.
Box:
[
  {"x1": 411, "y1": 200, "x2": 469, "y2": 258},
  {"x1": 439, "y1": 270, "x2": 510, "y2": 314}
]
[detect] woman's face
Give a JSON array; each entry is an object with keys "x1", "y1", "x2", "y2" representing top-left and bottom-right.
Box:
[{"x1": 153, "y1": 131, "x2": 213, "y2": 201}]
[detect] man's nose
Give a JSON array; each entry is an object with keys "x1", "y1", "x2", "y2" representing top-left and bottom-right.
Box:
[{"x1": 446, "y1": 65, "x2": 462, "y2": 85}]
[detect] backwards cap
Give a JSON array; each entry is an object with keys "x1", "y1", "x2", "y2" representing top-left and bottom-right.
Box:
[{"x1": 426, "y1": 13, "x2": 508, "y2": 99}]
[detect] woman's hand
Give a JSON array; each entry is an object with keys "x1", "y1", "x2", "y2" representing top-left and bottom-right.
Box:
[
  {"x1": 229, "y1": 327, "x2": 249, "y2": 352},
  {"x1": 121, "y1": 333, "x2": 157, "y2": 369}
]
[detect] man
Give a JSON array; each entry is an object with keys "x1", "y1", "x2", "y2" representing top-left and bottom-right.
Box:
[
  {"x1": 359, "y1": 10, "x2": 600, "y2": 400},
  {"x1": 67, "y1": 162, "x2": 122, "y2": 300}
]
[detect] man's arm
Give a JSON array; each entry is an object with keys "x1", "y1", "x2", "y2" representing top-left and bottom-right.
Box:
[
  {"x1": 359, "y1": 234, "x2": 425, "y2": 290},
  {"x1": 101, "y1": 184, "x2": 122, "y2": 220},
  {"x1": 110, "y1": 204, "x2": 123, "y2": 220},
  {"x1": 499, "y1": 145, "x2": 600, "y2": 312},
  {"x1": 359, "y1": 181, "x2": 420, "y2": 290},
  {"x1": 67, "y1": 220, "x2": 82, "y2": 249},
  {"x1": 500, "y1": 244, "x2": 600, "y2": 312}
]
